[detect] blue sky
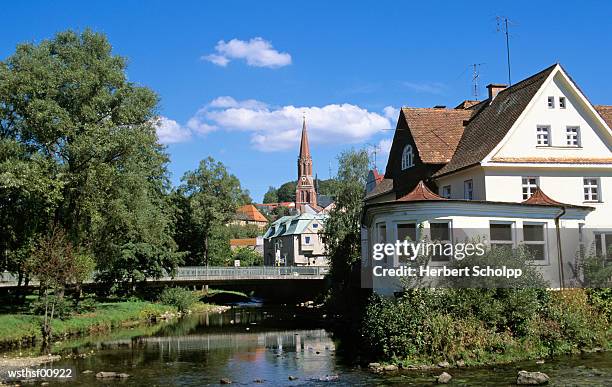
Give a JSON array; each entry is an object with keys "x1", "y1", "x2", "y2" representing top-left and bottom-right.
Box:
[{"x1": 2, "y1": 1, "x2": 611, "y2": 201}]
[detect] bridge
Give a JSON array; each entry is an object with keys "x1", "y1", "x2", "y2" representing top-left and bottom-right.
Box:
[
  {"x1": 0, "y1": 266, "x2": 328, "y2": 288},
  {"x1": 0, "y1": 266, "x2": 329, "y2": 302}
]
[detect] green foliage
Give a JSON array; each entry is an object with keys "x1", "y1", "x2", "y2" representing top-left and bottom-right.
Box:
[
  {"x1": 276, "y1": 181, "x2": 297, "y2": 202},
  {"x1": 588, "y1": 288, "x2": 612, "y2": 322},
  {"x1": 227, "y1": 224, "x2": 261, "y2": 239},
  {"x1": 174, "y1": 157, "x2": 251, "y2": 266},
  {"x1": 362, "y1": 288, "x2": 610, "y2": 365},
  {"x1": 30, "y1": 295, "x2": 74, "y2": 320},
  {"x1": 158, "y1": 287, "x2": 198, "y2": 313},
  {"x1": 0, "y1": 29, "x2": 181, "y2": 289},
  {"x1": 233, "y1": 247, "x2": 263, "y2": 266},
  {"x1": 322, "y1": 149, "x2": 369, "y2": 287},
  {"x1": 263, "y1": 186, "x2": 279, "y2": 203}
]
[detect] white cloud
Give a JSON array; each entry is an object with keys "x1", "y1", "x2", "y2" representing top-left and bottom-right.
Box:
[
  {"x1": 403, "y1": 81, "x2": 447, "y2": 95},
  {"x1": 155, "y1": 116, "x2": 191, "y2": 144},
  {"x1": 383, "y1": 105, "x2": 399, "y2": 121},
  {"x1": 157, "y1": 98, "x2": 393, "y2": 151},
  {"x1": 203, "y1": 37, "x2": 292, "y2": 68},
  {"x1": 377, "y1": 138, "x2": 393, "y2": 158},
  {"x1": 194, "y1": 100, "x2": 391, "y2": 151}
]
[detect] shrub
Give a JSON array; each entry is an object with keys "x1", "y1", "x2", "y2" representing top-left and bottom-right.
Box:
[
  {"x1": 158, "y1": 287, "x2": 198, "y2": 313},
  {"x1": 588, "y1": 288, "x2": 612, "y2": 322},
  {"x1": 30, "y1": 295, "x2": 73, "y2": 320}
]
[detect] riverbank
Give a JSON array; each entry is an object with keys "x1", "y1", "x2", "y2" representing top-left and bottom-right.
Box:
[{"x1": 0, "y1": 301, "x2": 231, "y2": 351}]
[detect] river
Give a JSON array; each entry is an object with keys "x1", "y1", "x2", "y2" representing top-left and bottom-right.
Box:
[{"x1": 25, "y1": 306, "x2": 612, "y2": 386}]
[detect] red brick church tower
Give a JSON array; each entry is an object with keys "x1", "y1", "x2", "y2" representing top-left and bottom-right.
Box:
[{"x1": 295, "y1": 117, "x2": 317, "y2": 213}]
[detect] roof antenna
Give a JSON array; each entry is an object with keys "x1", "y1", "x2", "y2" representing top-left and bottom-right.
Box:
[
  {"x1": 496, "y1": 16, "x2": 513, "y2": 85},
  {"x1": 471, "y1": 63, "x2": 484, "y2": 100},
  {"x1": 366, "y1": 143, "x2": 379, "y2": 169}
]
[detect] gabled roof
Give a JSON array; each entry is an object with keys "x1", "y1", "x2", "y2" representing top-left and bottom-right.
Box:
[
  {"x1": 236, "y1": 204, "x2": 268, "y2": 223},
  {"x1": 521, "y1": 187, "x2": 564, "y2": 206},
  {"x1": 401, "y1": 107, "x2": 476, "y2": 163},
  {"x1": 264, "y1": 213, "x2": 327, "y2": 238},
  {"x1": 364, "y1": 178, "x2": 394, "y2": 200},
  {"x1": 434, "y1": 64, "x2": 557, "y2": 177},
  {"x1": 595, "y1": 105, "x2": 612, "y2": 128},
  {"x1": 397, "y1": 181, "x2": 445, "y2": 201}
]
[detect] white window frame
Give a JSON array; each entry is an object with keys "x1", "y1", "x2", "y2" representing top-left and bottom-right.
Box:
[
  {"x1": 395, "y1": 221, "x2": 418, "y2": 263},
  {"x1": 522, "y1": 223, "x2": 548, "y2": 263},
  {"x1": 594, "y1": 233, "x2": 612, "y2": 260},
  {"x1": 441, "y1": 185, "x2": 451, "y2": 199},
  {"x1": 463, "y1": 180, "x2": 473, "y2": 200},
  {"x1": 401, "y1": 145, "x2": 414, "y2": 170},
  {"x1": 521, "y1": 176, "x2": 539, "y2": 199},
  {"x1": 559, "y1": 96, "x2": 566, "y2": 109},
  {"x1": 583, "y1": 177, "x2": 601, "y2": 202},
  {"x1": 547, "y1": 96, "x2": 555, "y2": 108},
  {"x1": 489, "y1": 221, "x2": 516, "y2": 251},
  {"x1": 429, "y1": 220, "x2": 453, "y2": 262},
  {"x1": 566, "y1": 126, "x2": 581, "y2": 147},
  {"x1": 536, "y1": 125, "x2": 551, "y2": 146}
]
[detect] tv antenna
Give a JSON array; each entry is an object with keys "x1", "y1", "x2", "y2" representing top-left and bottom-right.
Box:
[
  {"x1": 496, "y1": 16, "x2": 513, "y2": 85},
  {"x1": 471, "y1": 63, "x2": 484, "y2": 100},
  {"x1": 366, "y1": 143, "x2": 379, "y2": 169}
]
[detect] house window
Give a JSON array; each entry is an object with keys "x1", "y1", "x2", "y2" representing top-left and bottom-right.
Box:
[
  {"x1": 401, "y1": 145, "x2": 414, "y2": 170},
  {"x1": 464, "y1": 180, "x2": 473, "y2": 200},
  {"x1": 536, "y1": 126, "x2": 550, "y2": 146},
  {"x1": 595, "y1": 233, "x2": 612, "y2": 260},
  {"x1": 312, "y1": 223, "x2": 318, "y2": 229},
  {"x1": 566, "y1": 126, "x2": 580, "y2": 146},
  {"x1": 547, "y1": 96, "x2": 555, "y2": 108},
  {"x1": 397, "y1": 223, "x2": 417, "y2": 262},
  {"x1": 304, "y1": 236, "x2": 311, "y2": 244},
  {"x1": 430, "y1": 221, "x2": 452, "y2": 261},
  {"x1": 489, "y1": 222, "x2": 515, "y2": 252},
  {"x1": 522, "y1": 177, "x2": 539, "y2": 199},
  {"x1": 523, "y1": 224, "x2": 547, "y2": 261},
  {"x1": 583, "y1": 178, "x2": 600, "y2": 202},
  {"x1": 559, "y1": 96, "x2": 566, "y2": 109},
  {"x1": 376, "y1": 223, "x2": 387, "y2": 244},
  {"x1": 441, "y1": 185, "x2": 451, "y2": 199}
]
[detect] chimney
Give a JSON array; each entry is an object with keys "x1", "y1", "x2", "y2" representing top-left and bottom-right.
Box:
[{"x1": 487, "y1": 84, "x2": 507, "y2": 100}]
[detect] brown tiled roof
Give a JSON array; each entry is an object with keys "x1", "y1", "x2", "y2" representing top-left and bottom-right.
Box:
[
  {"x1": 522, "y1": 188, "x2": 564, "y2": 206},
  {"x1": 455, "y1": 100, "x2": 481, "y2": 109},
  {"x1": 397, "y1": 181, "x2": 445, "y2": 201},
  {"x1": 434, "y1": 64, "x2": 557, "y2": 177},
  {"x1": 230, "y1": 238, "x2": 258, "y2": 247},
  {"x1": 236, "y1": 204, "x2": 268, "y2": 222},
  {"x1": 401, "y1": 107, "x2": 476, "y2": 163},
  {"x1": 364, "y1": 178, "x2": 393, "y2": 200},
  {"x1": 595, "y1": 105, "x2": 612, "y2": 128},
  {"x1": 491, "y1": 157, "x2": 612, "y2": 164}
]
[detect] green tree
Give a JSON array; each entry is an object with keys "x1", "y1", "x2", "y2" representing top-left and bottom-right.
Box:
[
  {"x1": 263, "y1": 186, "x2": 279, "y2": 203},
  {"x1": 233, "y1": 247, "x2": 263, "y2": 266},
  {"x1": 0, "y1": 30, "x2": 181, "y2": 290},
  {"x1": 277, "y1": 181, "x2": 297, "y2": 202},
  {"x1": 177, "y1": 157, "x2": 250, "y2": 266},
  {"x1": 322, "y1": 149, "x2": 369, "y2": 311}
]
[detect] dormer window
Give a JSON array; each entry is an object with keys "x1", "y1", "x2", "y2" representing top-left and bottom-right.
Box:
[
  {"x1": 401, "y1": 145, "x2": 414, "y2": 170},
  {"x1": 547, "y1": 96, "x2": 555, "y2": 109},
  {"x1": 559, "y1": 97, "x2": 566, "y2": 109}
]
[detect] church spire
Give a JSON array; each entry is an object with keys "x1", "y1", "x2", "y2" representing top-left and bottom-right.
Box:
[
  {"x1": 298, "y1": 115, "x2": 311, "y2": 159},
  {"x1": 296, "y1": 116, "x2": 317, "y2": 212}
]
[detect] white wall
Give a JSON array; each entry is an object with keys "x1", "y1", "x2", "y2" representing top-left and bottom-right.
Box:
[
  {"x1": 435, "y1": 166, "x2": 486, "y2": 200},
  {"x1": 484, "y1": 167, "x2": 612, "y2": 227},
  {"x1": 493, "y1": 72, "x2": 612, "y2": 159}
]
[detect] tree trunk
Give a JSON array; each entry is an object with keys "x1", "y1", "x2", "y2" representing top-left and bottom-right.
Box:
[{"x1": 204, "y1": 233, "x2": 209, "y2": 267}]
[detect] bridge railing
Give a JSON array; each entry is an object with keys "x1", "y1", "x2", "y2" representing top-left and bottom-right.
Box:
[{"x1": 171, "y1": 266, "x2": 328, "y2": 279}]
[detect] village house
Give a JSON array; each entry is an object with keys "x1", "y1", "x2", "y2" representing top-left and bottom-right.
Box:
[
  {"x1": 362, "y1": 63, "x2": 612, "y2": 292},
  {"x1": 231, "y1": 204, "x2": 269, "y2": 230}
]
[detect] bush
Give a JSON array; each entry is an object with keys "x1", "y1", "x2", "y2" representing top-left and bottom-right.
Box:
[
  {"x1": 30, "y1": 295, "x2": 74, "y2": 320},
  {"x1": 158, "y1": 287, "x2": 198, "y2": 313},
  {"x1": 232, "y1": 247, "x2": 263, "y2": 266},
  {"x1": 75, "y1": 293, "x2": 98, "y2": 314},
  {"x1": 588, "y1": 288, "x2": 612, "y2": 322}
]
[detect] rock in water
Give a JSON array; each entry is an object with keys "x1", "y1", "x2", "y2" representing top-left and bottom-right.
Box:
[
  {"x1": 220, "y1": 378, "x2": 232, "y2": 384},
  {"x1": 96, "y1": 372, "x2": 117, "y2": 378},
  {"x1": 383, "y1": 364, "x2": 398, "y2": 372},
  {"x1": 437, "y1": 372, "x2": 452, "y2": 384},
  {"x1": 517, "y1": 370, "x2": 550, "y2": 385},
  {"x1": 437, "y1": 360, "x2": 450, "y2": 368},
  {"x1": 288, "y1": 375, "x2": 299, "y2": 380}
]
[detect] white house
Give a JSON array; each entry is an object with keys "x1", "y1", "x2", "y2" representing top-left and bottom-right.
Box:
[
  {"x1": 263, "y1": 213, "x2": 328, "y2": 266},
  {"x1": 363, "y1": 63, "x2": 612, "y2": 293}
]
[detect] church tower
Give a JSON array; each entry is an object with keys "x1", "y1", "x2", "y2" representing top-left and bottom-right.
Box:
[{"x1": 296, "y1": 117, "x2": 317, "y2": 213}]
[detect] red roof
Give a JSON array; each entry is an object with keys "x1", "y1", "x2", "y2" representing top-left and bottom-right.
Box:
[
  {"x1": 372, "y1": 168, "x2": 384, "y2": 183},
  {"x1": 236, "y1": 204, "x2": 268, "y2": 222},
  {"x1": 521, "y1": 188, "x2": 565, "y2": 206},
  {"x1": 397, "y1": 181, "x2": 445, "y2": 201}
]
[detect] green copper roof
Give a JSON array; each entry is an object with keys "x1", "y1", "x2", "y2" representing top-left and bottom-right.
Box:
[{"x1": 264, "y1": 213, "x2": 327, "y2": 238}]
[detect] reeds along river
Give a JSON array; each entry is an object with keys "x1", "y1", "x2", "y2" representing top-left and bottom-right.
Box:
[{"x1": 16, "y1": 306, "x2": 612, "y2": 386}]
